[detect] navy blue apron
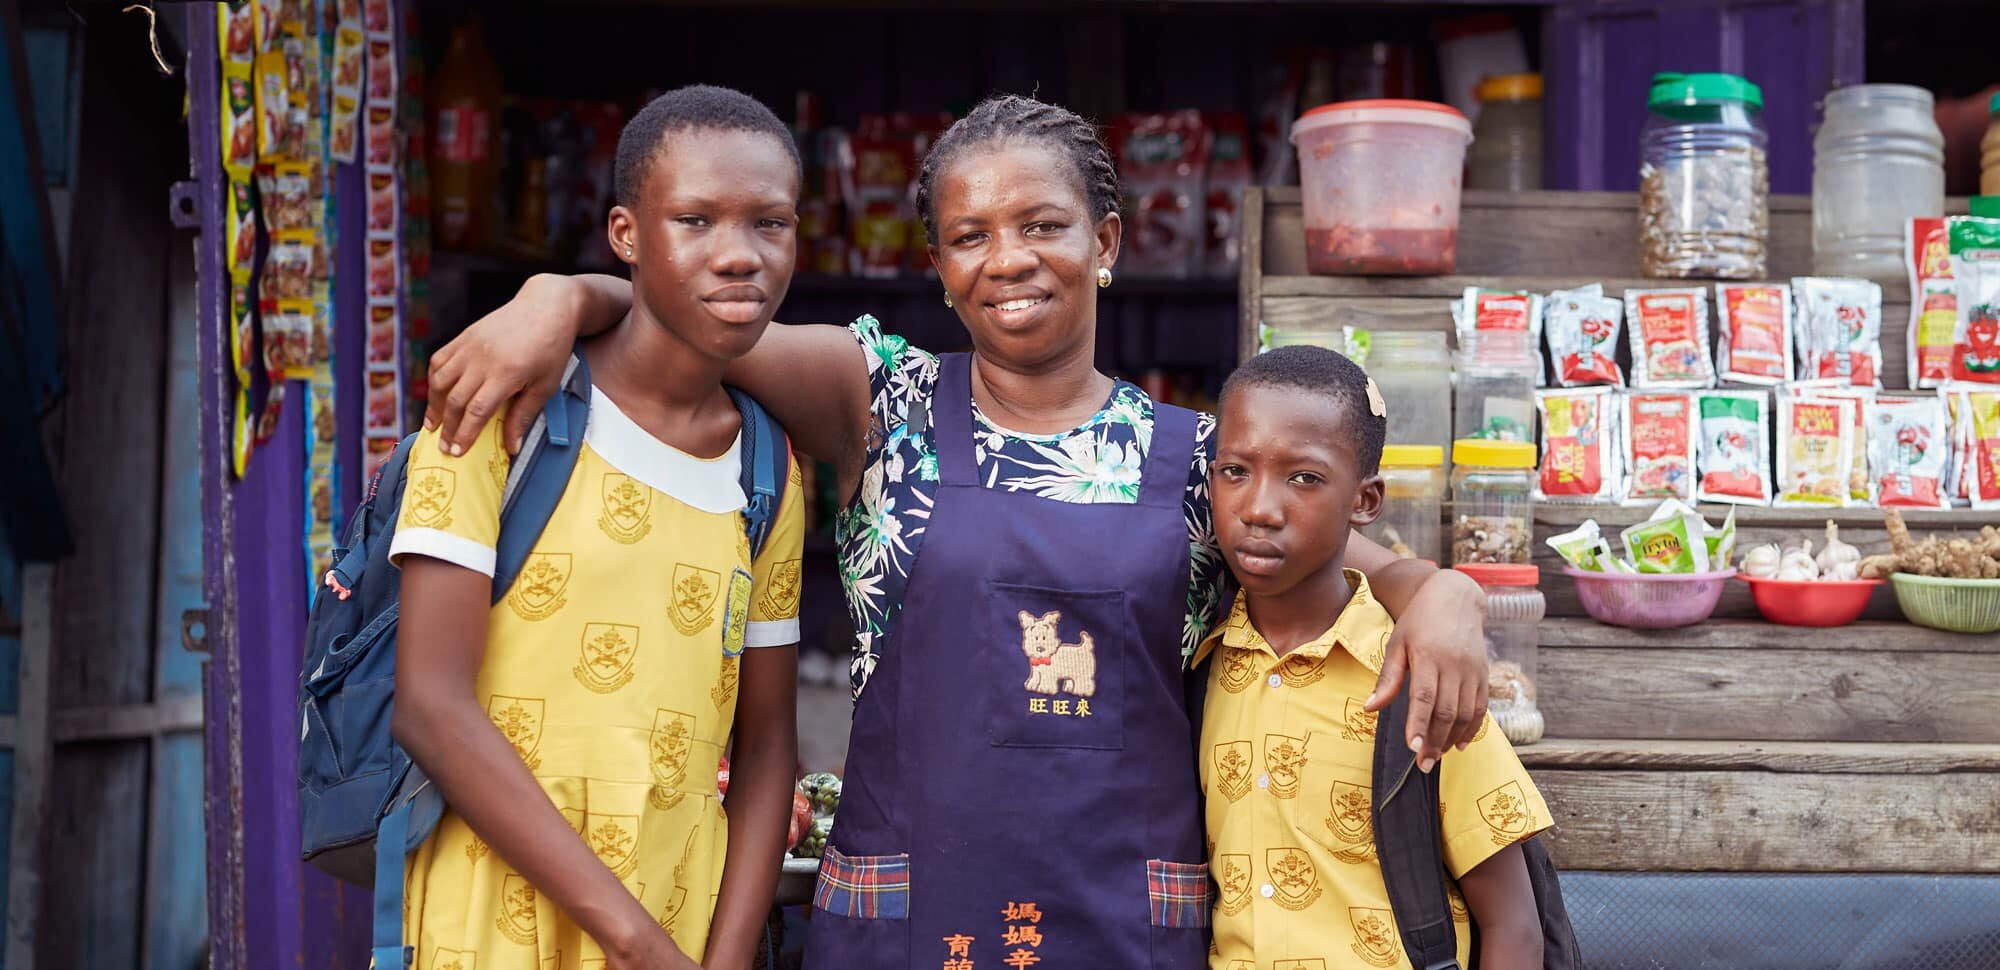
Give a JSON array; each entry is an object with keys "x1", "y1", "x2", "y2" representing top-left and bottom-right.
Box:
[{"x1": 806, "y1": 353, "x2": 1208, "y2": 969}]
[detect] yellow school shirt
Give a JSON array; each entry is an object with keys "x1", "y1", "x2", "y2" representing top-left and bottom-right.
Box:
[
  {"x1": 387, "y1": 388, "x2": 805, "y2": 970},
  {"x1": 1194, "y1": 572, "x2": 1552, "y2": 970}
]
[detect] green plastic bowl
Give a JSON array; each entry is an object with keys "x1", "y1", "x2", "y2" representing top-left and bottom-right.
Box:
[{"x1": 1889, "y1": 574, "x2": 2000, "y2": 634}]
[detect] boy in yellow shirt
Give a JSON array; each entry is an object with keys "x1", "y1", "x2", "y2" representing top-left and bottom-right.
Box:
[
  {"x1": 1198, "y1": 345, "x2": 1551, "y2": 970},
  {"x1": 388, "y1": 86, "x2": 806, "y2": 970}
]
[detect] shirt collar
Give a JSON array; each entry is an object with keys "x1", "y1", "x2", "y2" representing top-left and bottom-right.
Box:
[{"x1": 1193, "y1": 569, "x2": 1391, "y2": 672}]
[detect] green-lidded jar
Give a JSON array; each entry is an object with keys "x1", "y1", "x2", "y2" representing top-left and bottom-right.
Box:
[{"x1": 1639, "y1": 72, "x2": 1769, "y2": 279}]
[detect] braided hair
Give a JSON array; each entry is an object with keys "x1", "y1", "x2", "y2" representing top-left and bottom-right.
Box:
[{"x1": 915, "y1": 94, "x2": 1121, "y2": 246}]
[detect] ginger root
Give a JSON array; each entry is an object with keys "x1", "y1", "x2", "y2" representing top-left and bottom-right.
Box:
[{"x1": 1866, "y1": 511, "x2": 2000, "y2": 578}]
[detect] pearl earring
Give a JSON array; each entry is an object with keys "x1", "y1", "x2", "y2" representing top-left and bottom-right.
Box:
[
  {"x1": 1097, "y1": 267, "x2": 1113, "y2": 288},
  {"x1": 943, "y1": 291, "x2": 954, "y2": 308}
]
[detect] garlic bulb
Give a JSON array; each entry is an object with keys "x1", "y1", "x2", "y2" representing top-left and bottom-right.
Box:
[
  {"x1": 1777, "y1": 539, "x2": 1819, "y2": 581},
  {"x1": 1825, "y1": 560, "x2": 1859, "y2": 581},
  {"x1": 1740, "y1": 542, "x2": 1783, "y2": 579},
  {"x1": 1816, "y1": 520, "x2": 1860, "y2": 576}
]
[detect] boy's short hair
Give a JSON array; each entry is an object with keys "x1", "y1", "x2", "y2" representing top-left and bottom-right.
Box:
[
  {"x1": 1220, "y1": 345, "x2": 1387, "y2": 476},
  {"x1": 613, "y1": 84, "x2": 801, "y2": 208}
]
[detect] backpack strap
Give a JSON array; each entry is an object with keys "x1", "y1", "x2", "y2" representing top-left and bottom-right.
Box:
[
  {"x1": 1372, "y1": 688, "x2": 1463, "y2": 970},
  {"x1": 492, "y1": 350, "x2": 592, "y2": 605},
  {"x1": 371, "y1": 800, "x2": 414, "y2": 969},
  {"x1": 726, "y1": 387, "x2": 790, "y2": 561}
]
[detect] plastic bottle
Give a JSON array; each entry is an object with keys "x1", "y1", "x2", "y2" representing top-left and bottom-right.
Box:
[
  {"x1": 431, "y1": 20, "x2": 504, "y2": 252},
  {"x1": 1638, "y1": 73, "x2": 1768, "y2": 279},
  {"x1": 1467, "y1": 73, "x2": 1543, "y2": 191},
  {"x1": 1812, "y1": 84, "x2": 1944, "y2": 279}
]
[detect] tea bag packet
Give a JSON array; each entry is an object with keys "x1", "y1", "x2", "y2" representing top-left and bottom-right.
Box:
[{"x1": 1694, "y1": 389, "x2": 1773, "y2": 505}]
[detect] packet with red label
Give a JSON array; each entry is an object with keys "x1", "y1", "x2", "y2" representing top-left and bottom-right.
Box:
[
  {"x1": 1714, "y1": 282, "x2": 1792, "y2": 385},
  {"x1": 1453, "y1": 287, "x2": 1546, "y2": 383},
  {"x1": 1534, "y1": 387, "x2": 1620, "y2": 502},
  {"x1": 1946, "y1": 216, "x2": 2000, "y2": 385},
  {"x1": 1113, "y1": 111, "x2": 1208, "y2": 279},
  {"x1": 847, "y1": 117, "x2": 915, "y2": 278},
  {"x1": 1783, "y1": 381, "x2": 1876, "y2": 504},
  {"x1": 1791, "y1": 277, "x2": 1883, "y2": 387},
  {"x1": 1544, "y1": 284, "x2": 1623, "y2": 387},
  {"x1": 1907, "y1": 218, "x2": 1957, "y2": 388},
  {"x1": 1624, "y1": 288, "x2": 1715, "y2": 388},
  {"x1": 1620, "y1": 391, "x2": 1697, "y2": 504},
  {"x1": 1202, "y1": 113, "x2": 1252, "y2": 279},
  {"x1": 1870, "y1": 393, "x2": 1951, "y2": 509},
  {"x1": 1694, "y1": 389, "x2": 1771, "y2": 505},
  {"x1": 1776, "y1": 395, "x2": 1857, "y2": 508},
  {"x1": 1947, "y1": 384, "x2": 2000, "y2": 509}
]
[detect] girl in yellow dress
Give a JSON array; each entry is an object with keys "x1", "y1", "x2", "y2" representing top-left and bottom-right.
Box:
[{"x1": 387, "y1": 86, "x2": 806, "y2": 970}]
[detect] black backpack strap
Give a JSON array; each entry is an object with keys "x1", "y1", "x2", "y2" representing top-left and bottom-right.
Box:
[
  {"x1": 726, "y1": 386, "x2": 790, "y2": 561},
  {"x1": 492, "y1": 349, "x2": 592, "y2": 604},
  {"x1": 1373, "y1": 688, "x2": 1463, "y2": 970}
]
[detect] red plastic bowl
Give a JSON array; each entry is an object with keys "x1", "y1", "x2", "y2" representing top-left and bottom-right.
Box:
[{"x1": 1739, "y1": 576, "x2": 1884, "y2": 627}]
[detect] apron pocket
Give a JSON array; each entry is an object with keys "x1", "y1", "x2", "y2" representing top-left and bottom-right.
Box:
[
  {"x1": 811, "y1": 846, "x2": 911, "y2": 920},
  {"x1": 1145, "y1": 859, "x2": 1212, "y2": 929},
  {"x1": 984, "y1": 583, "x2": 1127, "y2": 750}
]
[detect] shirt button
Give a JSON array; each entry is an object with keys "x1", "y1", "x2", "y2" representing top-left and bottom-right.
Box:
[
  {"x1": 1257, "y1": 774, "x2": 1270, "y2": 790},
  {"x1": 1260, "y1": 883, "x2": 1276, "y2": 899},
  {"x1": 1268, "y1": 673, "x2": 1283, "y2": 689}
]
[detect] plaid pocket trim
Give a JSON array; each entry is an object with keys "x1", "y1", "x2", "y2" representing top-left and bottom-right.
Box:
[
  {"x1": 812, "y1": 846, "x2": 911, "y2": 920},
  {"x1": 1147, "y1": 858, "x2": 1212, "y2": 929}
]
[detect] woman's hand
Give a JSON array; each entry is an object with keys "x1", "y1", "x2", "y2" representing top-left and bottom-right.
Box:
[
  {"x1": 1367, "y1": 567, "x2": 1489, "y2": 770},
  {"x1": 425, "y1": 272, "x2": 628, "y2": 455}
]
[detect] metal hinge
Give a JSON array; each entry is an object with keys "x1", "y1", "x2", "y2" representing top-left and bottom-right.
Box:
[
  {"x1": 168, "y1": 180, "x2": 200, "y2": 229},
  {"x1": 181, "y1": 607, "x2": 210, "y2": 654}
]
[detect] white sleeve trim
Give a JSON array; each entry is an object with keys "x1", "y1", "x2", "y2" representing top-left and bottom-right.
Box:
[
  {"x1": 388, "y1": 527, "x2": 497, "y2": 577},
  {"x1": 743, "y1": 618, "x2": 799, "y2": 649}
]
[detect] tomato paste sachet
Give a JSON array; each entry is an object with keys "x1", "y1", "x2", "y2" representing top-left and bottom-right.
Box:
[
  {"x1": 1784, "y1": 381, "x2": 1875, "y2": 504},
  {"x1": 1534, "y1": 387, "x2": 1620, "y2": 502},
  {"x1": 1792, "y1": 277, "x2": 1884, "y2": 388},
  {"x1": 1870, "y1": 393, "x2": 1952, "y2": 509},
  {"x1": 1946, "y1": 216, "x2": 2000, "y2": 385},
  {"x1": 1715, "y1": 282, "x2": 1792, "y2": 385},
  {"x1": 1694, "y1": 389, "x2": 1772, "y2": 505},
  {"x1": 1625, "y1": 288, "x2": 1715, "y2": 389},
  {"x1": 1907, "y1": 218, "x2": 1957, "y2": 389},
  {"x1": 1545, "y1": 284, "x2": 1624, "y2": 386},
  {"x1": 1620, "y1": 391, "x2": 1696, "y2": 504},
  {"x1": 1946, "y1": 383, "x2": 2000, "y2": 509}
]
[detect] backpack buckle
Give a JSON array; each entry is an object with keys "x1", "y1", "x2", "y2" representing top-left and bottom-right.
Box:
[{"x1": 1425, "y1": 961, "x2": 1462, "y2": 970}]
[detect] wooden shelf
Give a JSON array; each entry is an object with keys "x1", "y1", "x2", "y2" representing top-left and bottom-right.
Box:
[
  {"x1": 1262, "y1": 273, "x2": 1915, "y2": 304},
  {"x1": 1531, "y1": 503, "x2": 1984, "y2": 531},
  {"x1": 1520, "y1": 738, "x2": 2000, "y2": 775},
  {"x1": 1537, "y1": 616, "x2": 1998, "y2": 653}
]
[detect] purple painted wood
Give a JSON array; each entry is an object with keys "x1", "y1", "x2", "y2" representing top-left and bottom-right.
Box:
[
  {"x1": 1543, "y1": 0, "x2": 1865, "y2": 193},
  {"x1": 188, "y1": 3, "x2": 369, "y2": 967}
]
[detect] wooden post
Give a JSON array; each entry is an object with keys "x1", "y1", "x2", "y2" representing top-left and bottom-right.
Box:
[{"x1": 6, "y1": 564, "x2": 54, "y2": 970}]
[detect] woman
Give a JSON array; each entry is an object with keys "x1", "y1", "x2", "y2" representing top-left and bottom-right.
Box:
[{"x1": 425, "y1": 95, "x2": 1488, "y2": 968}]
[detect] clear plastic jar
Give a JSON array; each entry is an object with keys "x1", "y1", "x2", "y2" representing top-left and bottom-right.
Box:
[
  {"x1": 1467, "y1": 73, "x2": 1543, "y2": 191},
  {"x1": 1369, "y1": 331, "x2": 1453, "y2": 458},
  {"x1": 1453, "y1": 329, "x2": 1537, "y2": 444},
  {"x1": 1451, "y1": 439, "x2": 1535, "y2": 566},
  {"x1": 1981, "y1": 91, "x2": 2000, "y2": 197},
  {"x1": 1366, "y1": 445, "x2": 1445, "y2": 563},
  {"x1": 1639, "y1": 72, "x2": 1768, "y2": 279},
  {"x1": 1812, "y1": 84, "x2": 1944, "y2": 280},
  {"x1": 1454, "y1": 563, "x2": 1545, "y2": 745}
]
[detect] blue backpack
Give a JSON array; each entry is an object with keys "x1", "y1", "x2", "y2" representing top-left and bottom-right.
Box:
[{"x1": 296, "y1": 350, "x2": 791, "y2": 969}]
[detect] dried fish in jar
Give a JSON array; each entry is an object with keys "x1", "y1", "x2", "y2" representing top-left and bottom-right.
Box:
[{"x1": 1639, "y1": 144, "x2": 1769, "y2": 279}]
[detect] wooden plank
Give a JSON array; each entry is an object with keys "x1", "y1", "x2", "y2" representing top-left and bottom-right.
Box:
[
  {"x1": 37, "y1": 741, "x2": 146, "y2": 968},
  {"x1": 47, "y1": 697, "x2": 203, "y2": 744},
  {"x1": 1519, "y1": 738, "x2": 2000, "y2": 774},
  {"x1": 1263, "y1": 273, "x2": 1913, "y2": 304},
  {"x1": 1529, "y1": 768, "x2": 2000, "y2": 872},
  {"x1": 1533, "y1": 503, "x2": 1980, "y2": 531},
  {"x1": 1539, "y1": 647, "x2": 2000, "y2": 742},
  {"x1": 1539, "y1": 617, "x2": 1998, "y2": 654},
  {"x1": 145, "y1": 735, "x2": 206, "y2": 970},
  {"x1": 5, "y1": 565, "x2": 53, "y2": 970},
  {"x1": 1237, "y1": 188, "x2": 1264, "y2": 363}
]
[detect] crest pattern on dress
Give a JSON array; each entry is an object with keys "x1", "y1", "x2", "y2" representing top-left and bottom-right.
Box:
[
  {"x1": 669, "y1": 564, "x2": 721, "y2": 636},
  {"x1": 1218, "y1": 647, "x2": 1259, "y2": 694},
  {"x1": 586, "y1": 813, "x2": 640, "y2": 879},
  {"x1": 1267, "y1": 847, "x2": 1321, "y2": 911},
  {"x1": 573, "y1": 622, "x2": 640, "y2": 694},
  {"x1": 1216, "y1": 853, "x2": 1253, "y2": 916},
  {"x1": 1348, "y1": 908, "x2": 1402, "y2": 968},
  {"x1": 1213, "y1": 741, "x2": 1254, "y2": 802},
  {"x1": 597, "y1": 472, "x2": 653, "y2": 544},
  {"x1": 486, "y1": 695, "x2": 544, "y2": 771},
  {"x1": 1478, "y1": 781, "x2": 1535, "y2": 846},
  {"x1": 648, "y1": 708, "x2": 697, "y2": 811},
  {"x1": 1326, "y1": 780, "x2": 1376, "y2": 864},
  {"x1": 494, "y1": 873, "x2": 537, "y2": 945},
  {"x1": 757, "y1": 559, "x2": 803, "y2": 619},
  {"x1": 1263, "y1": 734, "x2": 1307, "y2": 799},
  {"x1": 407, "y1": 468, "x2": 456, "y2": 528},
  {"x1": 1340, "y1": 698, "x2": 1377, "y2": 742},
  {"x1": 505, "y1": 554, "x2": 572, "y2": 622},
  {"x1": 711, "y1": 655, "x2": 739, "y2": 710}
]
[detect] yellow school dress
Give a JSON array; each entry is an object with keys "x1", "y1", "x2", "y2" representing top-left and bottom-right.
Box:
[{"x1": 388, "y1": 388, "x2": 804, "y2": 970}]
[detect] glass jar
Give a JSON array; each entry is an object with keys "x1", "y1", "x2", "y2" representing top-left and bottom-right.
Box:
[
  {"x1": 1368, "y1": 331, "x2": 1453, "y2": 458},
  {"x1": 1454, "y1": 563, "x2": 1545, "y2": 745},
  {"x1": 1450, "y1": 439, "x2": 1535, "y2": 565},
  {"x1": 1981, "y1": 91, "x2": 2000, "y2": 197},
  {"x1": 1467, "y1": 73, "x2": 1543, "y2": 191},
  {"x1": 1812, "y1": 84, "x2": 1944, "y2": 280},
  {"x1": 1639, "y1": 72, "x2": 1768, "y2": 279},
  {"x1": 1453, "y1": 329, "x2": 1537, "y2": 444},
  {"x1": 1366, "y1": 445, "x2": 1445, "y2": 563}
]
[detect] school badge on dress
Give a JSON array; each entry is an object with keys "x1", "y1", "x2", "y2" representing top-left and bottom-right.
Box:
[
  {"x1": 1326, "y1": 781, "x2": 1376, "y2": 864},
  {"x1": 1266, "y1": 847, "x2": 1322, "y2": 911},
  {"x1": 669, "y1": 564, "x2": 720, "y2": 636},
  {"x1": 757, "y1": 559, "x2": 802, "y2": 618},
  {"x1": 1340, "y1": 698, "x2": 1377, "y2": 742},
  {"x1": 648, "y1": 708, "x2": 697, "y2": 811},
  {"x1": 406, "y1": 467, "x2": 455, "y2": 528},
  {"x1": 1218, "y1": 647, "x2": 1258, "y2": 694},
  {"x1": 485, "y1": 696, "x2": 544, "y2": 771},
  {"x1": 585, "y1": 813, "x2": 640, "y2": 879},
  {"x1": 1264, "y1": 734, "x2": 1307, "y2": 799},
  {"x1": 1216, "y1": 853, "x2": 1253, "y2": 916},
  {"x1": 574, "y1": 622, "x2": 639, "y2": 694},
  {"x1": 506, "y1": 554, "x2": 572, "y2": 622},
  {"x1": 494, "y1": 873, "x2": 538, "y2": 945},
  {"x1": 1213, "y1": 741, "x2": 1254, "y2": 802},
  {"x1": 597, "y1": 473, "x2": 653, "y2": 544},
  {"x1": 1478, "y1": 781, "x2": 1536, "y2": 846},
  {"x1": 1349, "y1": 907, "x2": 1404, "y2": 968}
]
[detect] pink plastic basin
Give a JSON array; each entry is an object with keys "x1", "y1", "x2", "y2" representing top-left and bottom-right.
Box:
[{"x1": 1564, "y1": 567, "x2": 1737, "y2": 629}]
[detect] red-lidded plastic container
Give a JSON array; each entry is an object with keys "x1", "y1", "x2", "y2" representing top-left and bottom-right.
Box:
[
  {"x1": 1291, "y1": 100, "x2": 1472, "y2": 276},
  {"x1": 1739, "y1": 576, "x2": 1883, "y2": 627}
]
